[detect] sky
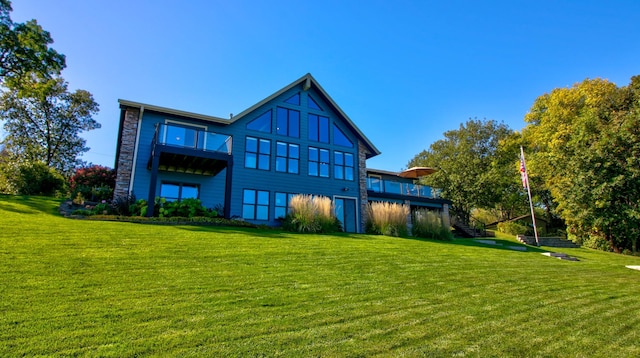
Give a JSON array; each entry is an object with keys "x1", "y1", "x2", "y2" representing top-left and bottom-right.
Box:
[{"x1": 8, "y1": 0, "x2": 640, "y2": 172}]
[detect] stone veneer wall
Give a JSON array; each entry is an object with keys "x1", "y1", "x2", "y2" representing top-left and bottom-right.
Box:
[
  {"x1": 113, "y1": 107, "x2": 140, "y2": 200},
  {"x1": 358, "y1": 141, "x2": 369, "y2": 233}
]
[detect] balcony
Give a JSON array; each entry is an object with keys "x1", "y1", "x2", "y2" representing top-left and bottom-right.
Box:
[
  {"x1": 149, "y1": 123, "x2": 233, "y2": 176},
  {"x1": 367, "y1": 177, "x2": 441, "y2": 199},
  {"x1": 156, "y1": 123, "x2": 232, "y2": 153}
]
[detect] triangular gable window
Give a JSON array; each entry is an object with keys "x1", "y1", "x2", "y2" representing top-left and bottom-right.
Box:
[
  {"x1": 333, "y1": 124, "x2": 353, "y2": 148},
  {"x1": 284, "y1": 93, "x2": 300, "y2": 105},
  {"x1": 246, "y1": 110, "x2": 272, "y2": 133},
  {"x1": 308, "y1": 95, "x2": 322, "y2": 111}
]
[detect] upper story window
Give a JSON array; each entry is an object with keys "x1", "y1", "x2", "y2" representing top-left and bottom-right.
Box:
[
  {"x1": 276, "y1": 107, "x2": 300, "y2": 138},
  {"x1": 334, "y1": 151, "x2": 354, "y2": 181},
  {"x1": 245, "y1": 136, "x2": 271, "y2": 170},
  {"x1": 246, "y1": 110, "x2": 272, "y2": 133},
  {"x1": 284, "y1": 93, "x2": 300, "y2": 105},
  {"x1": 308, "y1": 95, "x2": 322, "y2": 111},
  {"x1": 243, "y1": 189, "x2": 269, "y2": 220},
  {"x1": 333, "y1": 124, "x2": 353, "y2": 148},
  {"x1": 309, "y1": 147, "x2": 329, "y2": 178},
  {"x1": 276, "y1": 141, "x2": 300, "y2": 174},
  {"x1": 160, "y1": 182, "x2": 199, "y2": 201},
  {"x1": 308, "y1": 114, "x2": 329, "y2": 143}
]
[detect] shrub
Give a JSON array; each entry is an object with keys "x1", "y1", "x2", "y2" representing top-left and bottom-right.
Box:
[
  {"x1": 11, "y1": 162, "x2": 66, "y2": 196},
  {"x1": 366, "y1": 202, "x2": 409, "y2": 237},
  {"x1": 497, "y1": 221, "x2": 529, "y2": 236},
  {"x1": 91, "y1": 201, "x2": 113, "y2": 215},
  {"x1": 282, "y1": 195, "x2": 341, "y2": 233},
  {"x1": 69, "y1": 165, "x2": 116, "y2": 202},
  {"x1": 412, "y1": 209, "x2": 452, "y2": 240},
  {"x1": 153, "y1": 197, "x2": 214, "y2": 219},
  {"x1": 111, "y1": 194, "x2": 137, "y2": 216}
]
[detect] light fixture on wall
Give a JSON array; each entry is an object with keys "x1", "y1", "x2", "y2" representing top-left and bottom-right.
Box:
[{"x1": 342, "y1": 187, "x2": 350, "y2": 191}]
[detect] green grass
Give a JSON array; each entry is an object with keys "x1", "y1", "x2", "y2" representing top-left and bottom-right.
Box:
[{"x1": 1, "y1": 194, "x2": 640, "y2": 356}]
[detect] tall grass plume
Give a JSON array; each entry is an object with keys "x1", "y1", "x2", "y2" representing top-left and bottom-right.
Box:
[
  {"x1": 366, "y1": 202, "x2": 409, "y2": 237},
  {"x1": 283, "y1": 194, "x2": 341, "y2": 233},
  {"x1": 411, "y1": 209, "x2": 452, "y2": 240}
]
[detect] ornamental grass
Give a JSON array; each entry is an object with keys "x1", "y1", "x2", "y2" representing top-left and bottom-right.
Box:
[
  {"x1": 366, "y1": 201, "x2": 409, "y2": 237},
  {"x1": 284, "y1": 194, "x2": 340, "y2": 233},
  {"x1": 411, "y1": 208, "x2": 453, "y2": 240}
]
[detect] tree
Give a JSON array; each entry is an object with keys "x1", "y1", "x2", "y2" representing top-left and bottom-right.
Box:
[
  {"x1": 0, "y1": 76, "x2": 100, "y2": 174},
  {"x1": 523, "y1": 77, "x2": 640, "y2": 253},
  {"x1": 0, "y1": 0, "x2": 65, "y2": 84},
  {"x1": 407, "y1": 119, "x2": 515, "y2": 224}
]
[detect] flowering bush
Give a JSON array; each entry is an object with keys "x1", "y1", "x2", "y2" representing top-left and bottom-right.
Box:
[{"x1": 69, "y1": 165, "x2": 116, "y2": 201}]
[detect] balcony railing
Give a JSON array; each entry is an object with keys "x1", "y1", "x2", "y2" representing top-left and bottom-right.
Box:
[
  {"x1": 367, "y1": 177, "x2": 441, "y2": 199},
  {"x1": 154, "y1": 123, "x2": 232, "y2": 154}
]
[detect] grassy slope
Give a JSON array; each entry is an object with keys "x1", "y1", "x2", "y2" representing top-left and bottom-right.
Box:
[{"x1": 1, "y1": 195, "x2": 639, "y2": 357}]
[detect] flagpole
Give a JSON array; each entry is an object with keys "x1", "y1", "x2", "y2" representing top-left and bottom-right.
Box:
[{"x1": 520, "y1": 146, "x2": 540, "y2": 246}]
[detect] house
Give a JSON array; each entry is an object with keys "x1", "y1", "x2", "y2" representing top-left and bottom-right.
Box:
[{"x1": 113, "y1": 73, "x2": 450, "y2": 232}]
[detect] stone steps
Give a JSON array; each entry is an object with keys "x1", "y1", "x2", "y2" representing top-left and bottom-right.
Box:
[{"x1": 516, "y1": 235, "x2": 580, "y2": 248}]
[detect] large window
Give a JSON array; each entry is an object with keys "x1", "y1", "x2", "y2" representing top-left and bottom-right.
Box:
[
  {"x1": 275, "y1": 192, "x2": 297, "y2": 219},
  {"x1": 276, "y1": 107, "x2": 300, "y2": 137},
  {"x1": 334, "y1": 151, "x2": 354, "y2": 180},
  {"x1": 284, "y1": 93, "x2": 300, "y2": 105},
  {"x1": 309, "y1": 147, "x2": 330, "y2": 177},
  {"x1": 246, "y1": 110, "x2": 272, "y2": 133},
  {"x1": 333, "y1": 124, "x2": 353, "y2": 148},
  {"x1": 242, "y1": 189, "x2": 269, "y2": 220},
  {"x1": 308, "y1": 95, "x2": 322, "y2": 111},
  {"x1": 308, "y1": 114, "x2": 329, "y2": 143},
  {"x1": 245, "y1": 136, "x2": 270, "y2": 170},
  {"x1": 160, "y1": 182, "x2": 199, "y2": 201},
  {"x1": 276, "y1": 141, "x2": 299, "y2": 174}
]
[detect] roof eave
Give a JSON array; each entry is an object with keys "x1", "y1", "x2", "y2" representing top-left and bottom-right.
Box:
[{"x1": 118, "y1": 99, "x2": 230, "y2": 125}]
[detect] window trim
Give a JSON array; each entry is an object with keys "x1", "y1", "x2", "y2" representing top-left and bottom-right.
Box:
[
  {"x1": 334, "y1": 151, "x2": 355, "y2": 181},
  {"x1": 245, "y1": 136, "x2": 271, "y2": 171},
  {"x1": 275, "y1": 141, "x2": 300, "y2": 174},
  {"x1": 276, "y1": 107, "x2": 300, "y2": 138},
  {"x1": 246, "y1": 109, "x2": 272, "y2": 133},
  {"x1": 160, "y1": 181, "x2": 200, "y2": 202},
  {"x1": 274, "y1": 192, "x2": 297, "y2": 219},
  {"x1": 242, "y1": 189, "x2": 270, "y2": 221},
  {"x1": 309, "y1": 146, "x2": 330, "y2": 178},
  {"x1": 308, "y1": 114, "x2": 330, "y2": 143}
]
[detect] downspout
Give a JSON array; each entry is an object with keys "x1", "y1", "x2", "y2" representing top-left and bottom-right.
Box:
[{"x1": 128, "y1": 106, "x2": 144, "y2": 196}]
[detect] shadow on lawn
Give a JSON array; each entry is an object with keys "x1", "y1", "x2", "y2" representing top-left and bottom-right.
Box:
[
  {"x1": 177, "y1": 225, "x2": 372, "y2": 240},
  {"x1": 402, "y1": 235, "x2": 548, "y2": 254},
  {"x1": 0, "y1": 195, "x2": 61, "y2": 216}
]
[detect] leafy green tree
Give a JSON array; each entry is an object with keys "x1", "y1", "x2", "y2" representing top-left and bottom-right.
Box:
[
  {"x1": 0, "y1": 0, "x2": 65, "y2": 84},
  {"x1": 407, "y1": 119, "x2": 514, "y2": 224},
  {"x1": 523, "y1": 77, "x2": 640, "y2": 253},
  {"x1": 0, "y1": 76, "x2": 100, "y2": 174}
]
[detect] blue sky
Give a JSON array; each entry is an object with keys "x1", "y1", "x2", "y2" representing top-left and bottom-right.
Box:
[{"x1": 9, "y1": 0, "x2": 640, "y2": 172}]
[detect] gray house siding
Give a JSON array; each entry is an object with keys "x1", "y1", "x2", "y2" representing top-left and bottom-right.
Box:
[
  {"x1": 129, "y1": 110, "x2": 231, "y2": 210},
  {"x1": 115, "y1": 74, "x2": 382, "y2": 232},
  {"x1": 224, "y1": 84, "x2": 361, "y2": 227}
]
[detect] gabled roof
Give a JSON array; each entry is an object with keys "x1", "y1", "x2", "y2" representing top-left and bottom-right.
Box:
[
  {"x1": 231, "y1": 73, "x2": 380, "y2": 158},
  {"x1": 119, "y1": 73, "x2": 381, "y2": 158},
  {"x1": 118, "y1": 99, "x2": 230, "y2": 124}
]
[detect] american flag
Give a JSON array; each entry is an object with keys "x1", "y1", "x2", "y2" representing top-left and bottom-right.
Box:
[{"x1": 519, "y1": 154, "x2": 528, "y2": 189}]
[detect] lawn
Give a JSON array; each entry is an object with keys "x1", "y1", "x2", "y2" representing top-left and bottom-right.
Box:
[{"x1": 1, "y1": 195, "x2": 639, "y2": 356}]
